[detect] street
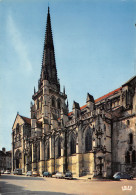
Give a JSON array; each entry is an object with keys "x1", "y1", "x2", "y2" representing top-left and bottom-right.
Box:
[{"x1": 0, "y1": 174, "x2": 136, "y2": 195}]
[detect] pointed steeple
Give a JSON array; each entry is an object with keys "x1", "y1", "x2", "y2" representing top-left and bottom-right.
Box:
[{"x1": 40, "y1": 7, "x2": 60, "y2": 91}]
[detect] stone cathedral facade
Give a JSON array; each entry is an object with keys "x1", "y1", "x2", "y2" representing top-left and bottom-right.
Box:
[{"x1": 12, "y1": 7, "x2": 136, "y2": 178}]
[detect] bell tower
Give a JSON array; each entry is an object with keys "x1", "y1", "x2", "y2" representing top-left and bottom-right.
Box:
[{"x1": 31, "y1": 7, "x2": 67, "y2": 134}]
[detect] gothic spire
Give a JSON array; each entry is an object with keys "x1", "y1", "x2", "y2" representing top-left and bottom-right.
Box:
[{"x1": 40, "y1": 7, "x2": 60, "y2": 90}]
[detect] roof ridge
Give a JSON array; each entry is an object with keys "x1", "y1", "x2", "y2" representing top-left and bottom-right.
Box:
[
  {"x1": 20, "y1": 115, "x2": 31, "y2": 120},
  {"x1": 19, "y1": 115, "x2": 31, "y2": 125},
  {"x1": 68, "y1": 87, "x2": 122, "y2": 116},
  {"x1": 95, "y1": 87, "x2": 122, "y2": 103}
]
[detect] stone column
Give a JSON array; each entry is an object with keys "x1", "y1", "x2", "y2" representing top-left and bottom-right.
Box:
[
  {"x1": 12, "y1": 132, "x2": 14, "y2": 172},
  {"x1": 92, "y1": 152, "x2": 97, "y2": 178},
  {"x1": 26, "y1": 155, "x2": 28, "y2": 172},
  {"x1": 39, "y1": 139, "x2": 45, "y2": 175},
  {"x1": 22, "y1": 153, "x2": 25, "y2": 173},
  {"x1": 32, "y1": 143, "x2": 36, "y2": 171},
  {"x1": 76, "y1": 137, "x2": 80, "y2": 177},
  {"x1": 49, "y1": 136, "x2": 54, "y2": 173},
  {"x1": 60, "y1": 133, "x2": 65, "y2": 173}
]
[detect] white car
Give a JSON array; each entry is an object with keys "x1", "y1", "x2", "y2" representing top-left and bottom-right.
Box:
[
  {"x1": 4, "y1": 170, "x2": 10, "y2": 174},
  {"x1": 26, "y1": 171, "x2": 32, "y2": 176},
  {"x1": 55, "y1": 172, "x2": 65, "y2": 179},
  {"x1": 1, "y1": 170, "x2": 4, "y2": 174}
]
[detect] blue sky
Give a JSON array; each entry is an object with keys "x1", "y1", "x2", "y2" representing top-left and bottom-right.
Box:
[{"x1": 0, "y1": 0, "x2": 136, "y2": 151}]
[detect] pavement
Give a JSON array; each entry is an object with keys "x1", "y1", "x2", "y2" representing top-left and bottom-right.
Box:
[
  {"x1": 0, "y1": 174, "x2": 136, "y2": 195},
  {"x1": 74, "y1": 175, "x2": 113, "y2": 181}
]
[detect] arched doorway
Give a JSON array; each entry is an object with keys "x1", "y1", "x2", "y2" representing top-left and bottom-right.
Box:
[{"x1": 15, "y1": 149, "x2": 22, "y2": 169}]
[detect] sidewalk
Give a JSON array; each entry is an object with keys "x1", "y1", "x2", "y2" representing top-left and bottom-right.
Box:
[{"x1": 74, "y1": 175, "x2": 136, "y2": 182}]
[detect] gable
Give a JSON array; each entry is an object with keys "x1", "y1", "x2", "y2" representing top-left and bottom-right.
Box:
[{"x1": 12, "y1": 114, "x2": 25, "y2": 130}]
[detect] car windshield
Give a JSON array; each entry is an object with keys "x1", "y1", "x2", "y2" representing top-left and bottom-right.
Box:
[
  {"x1": 66, "y1": 173, "x2": 71, "y2": 176},
  {"x1": 114, "y1": 172, "x2": 121, "y2": 176}
]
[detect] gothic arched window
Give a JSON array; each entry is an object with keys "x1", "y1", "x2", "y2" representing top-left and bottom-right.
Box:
[
  {"x1": 37, "y1": 99, "x2": 39, "y2": 109},
  {"x1": 57, "y1": 99, "x2": 61, "y2": 109},
  {"x1": 129, "y1": 133, "x2": 133, "y2": 144},
  {"x1": 15, "y1": 149, "x2": 22, "y2": 159},
  {"x1": 51, "y1": 96, "x2": 56, "y2": 107},
  {"x1": 85, "y1": 129, "x2": 92, "y2": 152},
  {"x1": 127, "y1": 120, "x2": 130, "y2": 126},
  {"x1": 132, "y1": 150, "x2": 136, "y2": 163},
  {"x1": 70, "y1": 136, "x2": 76, "y2": 155},
  {"x1": 16, "y1": 123, "x2": 19, "y2": 134},
  {"x1": 125, "y1": 151, "x2": 130, "y2": 164},
  {"x1": 37, "y1": 145, "x2": 40, "y2": 161},
  {"x1": 57, "y1": 137, "x2": 61, "y2": 158}
]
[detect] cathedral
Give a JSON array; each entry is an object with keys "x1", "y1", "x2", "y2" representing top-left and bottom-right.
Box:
[{"x1": 12, "y1": 7, "x2": 136, "y2": 178}]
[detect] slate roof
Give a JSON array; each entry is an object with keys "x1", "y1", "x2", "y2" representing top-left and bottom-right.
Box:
[
  {"x1": 20, "y1": 115, "x2": 31, "y2": 125},
  {"x1": 95, "y1": 87, "x2": 122, "y2": 103},
  {"x1": 68, "y1": 87, "x2": 122, "y2": 116}
]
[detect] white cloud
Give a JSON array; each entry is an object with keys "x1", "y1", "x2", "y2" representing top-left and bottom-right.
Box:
[{"x1": 7, "y1": 14, "x2": 32, "y2": 74}]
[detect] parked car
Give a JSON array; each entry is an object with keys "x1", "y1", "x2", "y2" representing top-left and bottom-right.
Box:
[
  {"x1": 4, "y1": 170, "x2": 10, "y2": 174},
  {"x1": 43, "y1": 171, "x2": 52, "y2": 177},
  {"x1": 32, "y1": 171, "x2": 40, "y2": 177},
  {"x1": 65, "y1": 172, "x2": 73, "y2": 180},
  {"x1": 113, "y1": 172, "x2": 133, "y2": 180},
  {"x1": 26, "y1": 171, "x2": 32, "y2": 176},
  {"x1": 13, "y1": 169, "x2": 22, "y2": 175},
  {"x1": 55, "y1": 172, "x2": 65, "y2": 179}
]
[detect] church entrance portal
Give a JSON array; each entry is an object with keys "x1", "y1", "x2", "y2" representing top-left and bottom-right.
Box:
[{"x1": 14, "y1": 149, "x2": 22, "y2": 169}]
